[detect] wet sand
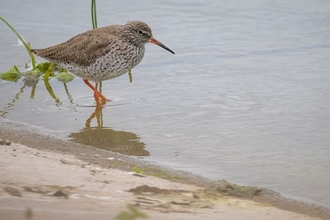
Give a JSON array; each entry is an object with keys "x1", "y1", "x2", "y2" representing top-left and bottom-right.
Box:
[{"x1": 0, "y1": 122, "x2": 329, "y2": 220}]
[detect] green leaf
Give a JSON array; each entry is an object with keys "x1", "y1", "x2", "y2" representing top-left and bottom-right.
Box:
[
  {"x1": 36, "y1": 62, "x2": 54, "y2": 73},
  {"x1": 29, "y1": 68, "x2": 43, "y2": 77},
  {"x1": 0, "y1": 65, "x2": 22, "y2": 82},
  {"x1": 54, "y1": 71, "x2": 75, "y2": 83}
]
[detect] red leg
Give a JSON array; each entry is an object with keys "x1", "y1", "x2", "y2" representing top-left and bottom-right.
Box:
[
  {"x1": 83, "y1": 79, "x2": 109, "y2": 102},
  {"x1": 93, "y1": 82, "x2": 100, "y2": 102},
  {"x1": 83, "y1": 79, "x2": 96, "y2": 91}
]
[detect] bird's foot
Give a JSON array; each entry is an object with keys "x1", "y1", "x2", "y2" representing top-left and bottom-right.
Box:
[{"x1": 94, "y1": 91, "x2": 111, "y2": 105}]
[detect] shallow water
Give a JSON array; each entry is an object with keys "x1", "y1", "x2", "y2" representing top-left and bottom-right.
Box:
[{"x1": 1, "y1": 0, "x2": 330, "y2": 207}]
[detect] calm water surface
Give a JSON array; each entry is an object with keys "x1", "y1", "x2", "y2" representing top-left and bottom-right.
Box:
[{"x1": 1, "y1": 0, "x2": 330, "y2": 207}]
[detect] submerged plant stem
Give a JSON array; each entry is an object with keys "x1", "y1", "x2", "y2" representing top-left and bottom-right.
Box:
[{"x1": 0, "y1": 16, "x2": 36, "y2": 69}]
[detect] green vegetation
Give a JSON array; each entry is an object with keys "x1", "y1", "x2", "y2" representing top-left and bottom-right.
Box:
[
  {"x1": 0, "y1": 15, "x2": 74, "y2": 103},
  {"x1": 132, "y1": 166, "x2": 144, "y2": 174},
  {"x1": 0, "y1": 65, "x2": 21, "y2": 82},
  {"x1": 1, "y1": 0, "x2": 132, "y2": 104},
  {"x1": 116, "y1": 205, "x2": 148, "y2": 220},
  {"x1": 132, "y1": 166, "x2": 184, "y2": 180},
  {"x1": 91, "y1": 0, "x2": 98, "y2": 29},
  {"x1": 0, "y1": 16, "x2": 73, "y2": 84},
  {"x1": 216, "y1": 179, "x2": 262, "y2": 198}
]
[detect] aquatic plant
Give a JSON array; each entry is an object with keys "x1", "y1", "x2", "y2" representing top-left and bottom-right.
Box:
[
  {"x1": 0, "y1": 0, "x2": 132, "y2": 105},
  {"x1": 0, "y1": 16, "x2": 73, "y2": 84},
  {"x1": 0, "y1": 16, "x2": 36, "y2": 69},
  {"x1": 0, "y1": 16, "x2": 73, "y2": 105},
  {"x1": 91, "y1": 0, "x2": 98, "y2": 29},
  {"x1": 0, "y1": 65, "x2": 21, "y2": 82}
]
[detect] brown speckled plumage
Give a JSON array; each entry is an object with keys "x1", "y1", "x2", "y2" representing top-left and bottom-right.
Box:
[
  {"x1": 32, "y1": 25, "x2": 121, "y2": 67},
  {"x1": 31, "y1": 21, "x2": 174, "y2": 102}
]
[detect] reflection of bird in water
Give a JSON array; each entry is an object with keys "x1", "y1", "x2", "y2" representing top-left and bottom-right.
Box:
[
  {"x1": 68, "y1": 128, "x2": 149, "y2": 156},
  {"x1": 31, "y1": 21, "x2": 174, "y2": 103},
  {"x1": 68, "y1": 105, "x2": 149, "y2": 156}
]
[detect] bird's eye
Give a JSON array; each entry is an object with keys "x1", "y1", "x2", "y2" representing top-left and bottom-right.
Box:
[{"x1": 137, "y1": 30, "x2": 144, "y2": 35}]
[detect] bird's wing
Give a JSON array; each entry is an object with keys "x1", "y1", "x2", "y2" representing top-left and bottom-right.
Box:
[{"x1": 32, "y1": 26, "x2": 121, "y2": 67}]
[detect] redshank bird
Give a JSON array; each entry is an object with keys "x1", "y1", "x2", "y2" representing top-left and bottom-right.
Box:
[{"x1": 31, "y1": 21, "x2": 174, "y2": 103}]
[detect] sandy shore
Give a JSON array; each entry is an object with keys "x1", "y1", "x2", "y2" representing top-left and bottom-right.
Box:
[{"x1": 0, "y1": 123, "x2": 329, "y2": 220}]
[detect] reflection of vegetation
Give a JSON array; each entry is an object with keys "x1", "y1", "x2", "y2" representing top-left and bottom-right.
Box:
[
  {"x1": 44, "y1": 80, "x2": 61, "y2": 106},
  {"x1": 68, "y1": 105, "x2": 149, "y2": 156},
  {"x1": 63, "y1": 83, "x2": 74, "y2": 104},
  {"x1": 0, "y1": 78, "x2": 74, "y2": 118},
  {"x1": 0, "y1": 84, "x2": 26, "y2": 118}
]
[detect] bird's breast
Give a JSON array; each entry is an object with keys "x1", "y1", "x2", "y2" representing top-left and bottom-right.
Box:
[{"x1": 65, "y1": 44, "x2": 145, "y2": 82}]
